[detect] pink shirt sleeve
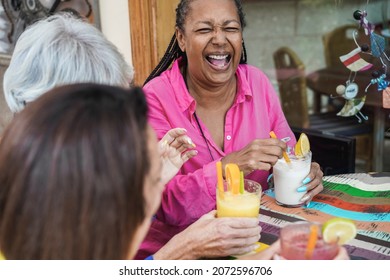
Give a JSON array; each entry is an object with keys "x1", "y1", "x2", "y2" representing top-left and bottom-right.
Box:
[
  {"x1": 145, "y1": 79, "x2": 219, "y2": 226},
  {"x1": 155, "y1": 161, "x2": 217, "y2": 226}
]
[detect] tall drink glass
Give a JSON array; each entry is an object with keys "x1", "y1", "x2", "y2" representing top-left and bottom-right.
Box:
[
  {"x1": 273, "y1": 151, "x2": 312, "y2": 207},
  {"x1": 280, "y1": 222, "x2": 339, "y2": 260},
  {"x1": 216, "y1": 179, "x2": 262, "y2": 255},
  {"x1": 216, "y1": 179, "x2": 262, "y2": 218}
]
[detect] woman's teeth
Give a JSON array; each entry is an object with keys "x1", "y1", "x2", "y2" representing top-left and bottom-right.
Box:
[{"x1": 207, "y1": 55, "x2": 229, "y2": 67}]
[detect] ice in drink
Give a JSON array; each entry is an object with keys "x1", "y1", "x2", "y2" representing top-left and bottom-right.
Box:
[{"x1": 273, "y1": 151, "x2": 311, "y2": 207}]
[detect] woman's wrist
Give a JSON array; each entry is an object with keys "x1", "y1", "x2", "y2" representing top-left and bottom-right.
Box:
[{"x1": 153, "y1": 231, "x2": 198, "y2": 260}]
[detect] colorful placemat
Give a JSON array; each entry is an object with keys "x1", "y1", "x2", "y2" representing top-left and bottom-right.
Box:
[{"x1": 259, "y1": 173, "x2": 390, "y2": 260}]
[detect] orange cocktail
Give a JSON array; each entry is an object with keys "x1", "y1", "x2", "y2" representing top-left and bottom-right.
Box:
[{"x1": 216, "y1": 179, "x2": 261, "y2": 218}]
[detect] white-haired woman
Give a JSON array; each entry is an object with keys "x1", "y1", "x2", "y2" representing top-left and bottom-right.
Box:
[{"x1": 3, "y1": 13, "x2": 132, "y2": 113}]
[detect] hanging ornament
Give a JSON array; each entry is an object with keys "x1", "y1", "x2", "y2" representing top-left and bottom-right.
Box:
[
  {"x1": 383, "y1": 88, "x2": 390, "y2": 109},
  {"x1": 345, "y1": 83, "x2": 359, "y2": 99},
  {"x1": 335, "y1": 82, "x2": 360, "y2": 100},
  {"x1": 365, "y1": 70, "x2": 390, "y2": 92},
  {"x1": 370, "y1": 33, "x2": 386, "y2": 58},
  {"x1": 339, "y1": 46, "x2": 373, "y2": 72},
  {"x1": 353, "y1": 10, "x2": 390, "y2": 71},
  {"x1": 337, "y1": 96, "x2": 368, "y2": 122},
  {"x1": 353, "y1": 10, "x2": 375, "y2": 35},
  {"x1": 334, "y1": 31, "x2": 370, "y2": 120},
  {"x1": 334, "y1": 80, "x2": 368, "y2": 122},
  {"x1": 336, "y1": 84, "x2": 346, "y2": 96}
]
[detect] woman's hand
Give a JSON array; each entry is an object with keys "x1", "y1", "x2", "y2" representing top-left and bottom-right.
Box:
[
  {"x1": 159, "y1": 128, "x2": 197, "y2": 185},
  {"x1": 299, "y1": 162, "x2": 324, "y2": 204},
  {"x1": 238, "y1": 240, "x2": 281, "y2": 260},
  {"x1": 153, "y1": 210, "x2": 262, "y2": 259},
  {"x1": 221, "y1": 138, "x2": 287, "y2": 175}
]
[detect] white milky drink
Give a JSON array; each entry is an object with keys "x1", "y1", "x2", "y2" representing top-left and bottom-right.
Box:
[{"x1": 273, "y1": 151, "x2": 312, "y2": 207}]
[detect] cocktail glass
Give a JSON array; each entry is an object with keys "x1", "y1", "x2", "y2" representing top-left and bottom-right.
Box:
[
  {"x1": 216, "y1": 179, "x2": 262, "y2": 256},
  {"x1": 216, "y1": 179, "x2": 262, "y2": 218},
  {"x1": 273, "y1": 151, "x2": 312, "y2": 207},
  {"x1": 280, "y1": 222, "x2": 339, "y2": 260}
]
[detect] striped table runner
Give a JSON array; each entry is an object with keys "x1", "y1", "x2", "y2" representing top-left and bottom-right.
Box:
[{"x1": 259, "y1": 173, "x2": 390, "y2": 260}]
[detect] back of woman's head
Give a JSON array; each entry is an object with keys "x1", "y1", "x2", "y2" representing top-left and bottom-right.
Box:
[
  {"x1": 0, "y1": 83, "x2": 149, "y2": 259},
  {"x1": 3, "y1": 13, "x2": 134, "y2": 113}
]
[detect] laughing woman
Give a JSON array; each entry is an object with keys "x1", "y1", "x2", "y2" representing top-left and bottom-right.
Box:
[{"x1": 138, "y1": 0, "x2": 324, "y2": 259}]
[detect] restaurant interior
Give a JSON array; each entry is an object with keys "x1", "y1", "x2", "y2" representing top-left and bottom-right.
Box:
[
  {"x1": 0, "y1": 0, "x2": 388, "y2": 263},
  {"x1": 241, "y1": 0, "x2": 390, "y2": 173},
  {"x1": 2, "y1": 0, "x2": 388, "y2": 173}
]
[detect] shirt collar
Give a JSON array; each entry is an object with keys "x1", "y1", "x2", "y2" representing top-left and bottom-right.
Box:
[
  {"x1": 236, "y1": 64, "x2": 253, "y2": 103},
  {"x1": 168, "y1": 58, "x2": 196, "y2": 113}
]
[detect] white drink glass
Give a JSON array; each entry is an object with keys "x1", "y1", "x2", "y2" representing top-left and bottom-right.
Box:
[{"x1": 273, "y1": 151, "x2": 312, "y2": 207}]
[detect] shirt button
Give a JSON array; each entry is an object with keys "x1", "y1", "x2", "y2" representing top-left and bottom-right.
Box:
[{"x1": 226, "y1": 135, "x2": 232, "y2": 140}]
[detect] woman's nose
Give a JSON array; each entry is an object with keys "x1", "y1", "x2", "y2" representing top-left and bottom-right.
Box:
[{"x1": 211, "y1": 28, "x2": 227, "y2": 44}]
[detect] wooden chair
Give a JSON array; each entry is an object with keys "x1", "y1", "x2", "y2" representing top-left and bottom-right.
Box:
[
  {"x1": 273, "y1": 46, "x2": 373, "y2": 171},
  {"x1": 273, "y1": 47, "x2": 309, "y2": 129}
]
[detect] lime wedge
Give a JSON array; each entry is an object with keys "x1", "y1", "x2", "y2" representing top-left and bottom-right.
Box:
[
  {"x1": 295, "y1": 133, "x2": 310, "y2": 158},
  {"x1": 322, "y1": 218, "x2": 357, "y2": 245}
]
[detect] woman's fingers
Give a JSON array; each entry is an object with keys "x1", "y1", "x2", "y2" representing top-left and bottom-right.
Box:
[
  {"x1": 159, "y1": 128, "x2": 195, "y2": 157},
  {"x1": 238, "y1": 240, "x2": 281, "y2": 260},
  {"x1": 334, "y1": 246, "x2": 350, "y2": 260},
  {"x1": 158, "y1": 129, "x2": 198, "y2": 184},
  {"x1": 300, "y1": 182, "x2": 324, "y2": 204},
  {"x1": 223, "y1": 139, "x2": 289, "y2": 175},
  {"x1": 171, "y1": 135, "x2": 195, "y2": 150},
  {"x1": 160, "y1": 128, "x2": 187, "y2": 143},
  {"x1": 300, "y1": 162, "x2": 324, "y2": 203},
  {"x1": 181, "y1": 149, "x2": 198, "y2": 162},
  {"x1": 187, "y1": 215, "x2": 262, "y2": 258}
]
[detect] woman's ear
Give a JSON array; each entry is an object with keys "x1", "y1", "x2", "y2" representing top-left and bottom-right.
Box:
[{"x1": 175, "y1": 28, "x2": 185, "y2": 52}]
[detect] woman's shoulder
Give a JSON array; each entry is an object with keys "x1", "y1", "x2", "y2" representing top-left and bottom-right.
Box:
[
  {"x1": 237, "y1": 64, "x2": 270, "y2": 80},
  {"x1": 143, "y1": 63, "x2": 183, "y2": 96},
  {"x1": 143, "y1": 73, "x2": 174, "y2": 97},
  {"x1": 237, "y1": 64, "x2": 273, "y2": 90}
]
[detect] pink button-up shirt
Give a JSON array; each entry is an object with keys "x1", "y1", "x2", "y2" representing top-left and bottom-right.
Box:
[
  {"x1": 136, "y1": 59, "x2": 295, "y2": 259},
  {"x1": 144, "y1": 58, "x2": 295, "y2": 225}
]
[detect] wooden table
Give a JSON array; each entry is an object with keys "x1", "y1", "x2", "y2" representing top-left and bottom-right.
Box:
[
  {"x1": 258, "y1": 173, "x2": 390, "y2": 260},
  {"x1": 306, "y1": 67, "x2": 390, "y2": 171}
]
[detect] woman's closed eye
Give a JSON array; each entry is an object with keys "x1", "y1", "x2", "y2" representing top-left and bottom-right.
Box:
[
  {"x1": 197, "y1": 28, "x2": 213, "y2": 34},
  {"x1": 224, "y1": 27, "x2": 240, "y2": 32}
]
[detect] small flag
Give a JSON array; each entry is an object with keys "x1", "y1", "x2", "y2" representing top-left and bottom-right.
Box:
[{"x1": 339, "y1": 47, "x2": 373, "y2": 72}]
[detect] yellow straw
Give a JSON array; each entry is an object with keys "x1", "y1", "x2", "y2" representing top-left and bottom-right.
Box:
[
  {"x1": 239, "y1": 171, "x2": 244, "y2": 194},
  {"x1": 305, "y1": 224, "x2": 318, "y2": 260},
  {"x1": 216, "y1": 161, "x2": 224, "y2": 199},
  {"x1": 269, "y1": 131, "x2": 291, "y2": 163}
]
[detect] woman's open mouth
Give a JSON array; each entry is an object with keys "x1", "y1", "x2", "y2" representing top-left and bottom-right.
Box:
[{"x1": 206, "y1": 54, "x2": 232, "y2": 70}]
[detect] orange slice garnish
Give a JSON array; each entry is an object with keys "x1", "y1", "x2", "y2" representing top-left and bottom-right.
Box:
[
  {"x1": 225, "y1": 163, "x2": 241, "y2": 195},
  {"x1": 295, "y1": 133, "x2": 310, "y2": 158}
]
